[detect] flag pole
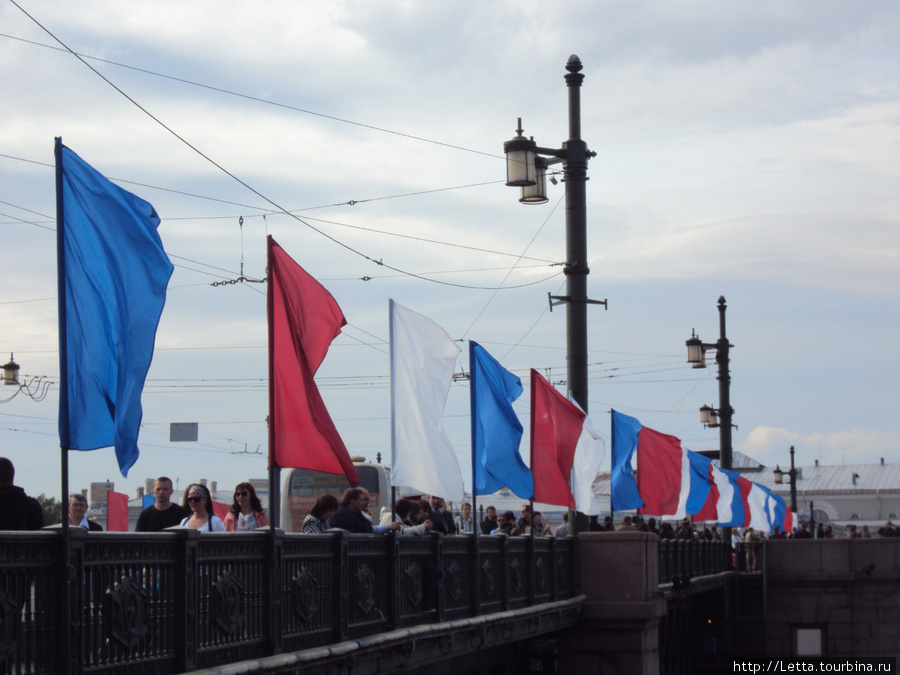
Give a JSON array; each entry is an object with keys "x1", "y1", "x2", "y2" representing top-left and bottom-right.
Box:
[
  {"x1": 265, "y1": 239, "x2": 281, "y2": 531},
  {"x1": 55, "y1": 136, "x2": 74, "y2": 674},
  {"x1": 468, "y1": 341, "x2": 481, "y2": 615}
]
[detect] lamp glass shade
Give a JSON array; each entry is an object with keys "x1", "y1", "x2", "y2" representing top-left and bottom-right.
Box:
[
  {"x1": 519, "y1": 159, "x2": 548, "y2": 204},
  {"x1": 686, "y1": 336, "x2": 703, "y2": 364},
  {"x1": 2, "y1": 357, "x2": 19, "y2": 386},
  {"x1": 699, "y1": 405, "x2": 713, "y2": 425},
  {"x1": 504, "y1": 136, "x2": 536, "y2": 187},
  {"x1": 773, "y1": 466, "x2": 784, "y2": 484},
  {"x1": 708, "y1": 410, "x2": 720, "y2": 427}
]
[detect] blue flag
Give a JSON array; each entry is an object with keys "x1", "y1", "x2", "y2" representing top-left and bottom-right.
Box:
[
  {"x1": 56, "y1": 138, "x2": 173, "y2": 477},
  {"x1": 470, "y1": 341, "x2": 533, "y2": 498},
  {"x1": 610, "y1": 410, "x2": 644, "y2": 511}
]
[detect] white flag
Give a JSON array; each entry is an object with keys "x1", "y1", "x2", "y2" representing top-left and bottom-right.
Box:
[
  {"x1": 569, "y1": 395, "x2": 606, "y2": 516},
  {"x1": 390, "y1": 299, "x2": 464, "y2": 503}
]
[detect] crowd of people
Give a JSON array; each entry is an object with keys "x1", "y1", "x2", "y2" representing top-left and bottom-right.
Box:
[{"x1": 4, "y1": 456, "x2": 900, "y2": 543}]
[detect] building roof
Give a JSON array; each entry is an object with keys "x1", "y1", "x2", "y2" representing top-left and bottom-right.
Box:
[
  {"x1": 742, "y1": 461, "x2": 900, "y2": 495},
  {"x1": 588, "y1": 459, "x2": 900, "y2": 499}
]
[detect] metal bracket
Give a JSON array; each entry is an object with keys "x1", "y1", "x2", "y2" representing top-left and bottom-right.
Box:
[{"x1": 547, "y1": 293, "x2": 608, "y2": 312}]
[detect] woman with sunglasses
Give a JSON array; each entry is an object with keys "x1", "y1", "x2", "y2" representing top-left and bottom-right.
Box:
[
  {"x1": 224, "y1": 482, "x2": 270, "y2": 532},
  {"x1": 179, "y1": 483, "x2": 225, "y2": 532}
]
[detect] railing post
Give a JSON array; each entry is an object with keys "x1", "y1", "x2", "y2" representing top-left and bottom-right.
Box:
[
  {"x1": 434, "y1": 533, "x2": 445, "y2": 622},
  {"x1": 528, "y1": 533, "x2": 535, "y2": 606},
  {"x1": 471, "y1": 533, "x2": 481, "y2": 616},
  {"x1": 389, "y1": 530, "x2": 401, "y2": 629},
  {"x1": 174, "y1": 528, "x2": 200, "y2": 673},
  {"x1": 658, "y1": 539, "x2": 668, "y2": 584},
  {"x1": 549, "y1": 536, "x2": 558, "y2": 601},
  {"x1": 501, "y1": 534, "x2": 511, "y2": 611},
  {"x1": 66, "y1": 528, "x2": 86, "y2": 675},
  {"x1": 333, "y1": 530, "x2": 349, "y2": 643},
  {"x1": 267, "y1": 529, "x2": 283, "y2": 656}
]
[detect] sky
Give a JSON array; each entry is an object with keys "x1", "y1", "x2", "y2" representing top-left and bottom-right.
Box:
[{"x1": 1, "y1": 1, "x2": 898, "y2": 505}]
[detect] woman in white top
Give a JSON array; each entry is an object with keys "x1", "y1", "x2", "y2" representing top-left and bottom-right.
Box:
[
  {"x1": 180, "y1": 483, "x2": 225, "y2": 532},
  {"x1": 224, "y1": 482, "x2": 270, "y2": 532}
]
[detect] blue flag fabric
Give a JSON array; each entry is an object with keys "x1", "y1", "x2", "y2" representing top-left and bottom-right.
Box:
[
  {"x1": 56, "y1": 138, "x2": 173, "y2": 477},
  {"x1": 610, "y1": 410, "x2": 644, "y2": 511},
  {"x1": 685, "y1": 450, "x2": 714, "y2": 515},
  {"x1": 470, "y1": 341, "x2": 534, "y2": 498}
]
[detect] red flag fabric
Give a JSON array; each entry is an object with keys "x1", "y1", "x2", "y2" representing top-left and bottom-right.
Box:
[
  {"x1": 267, "y1": 236, "x2": 359, "y2": 485},
  {"x1": 736, "y1": 476, "x2": 754, "y2": 527},
  {"x1": 106, "y1": 490, "x2": 129, "y2": 531},
  {"x1": 212, "y1": 500, "x2": 229, "y2": 522},
  {"x1": 635, "y1": 427, "x2": 688, "y2": 517},
  {"x1": 530, "y1": 370, "x2": 584, "y2": 508},
  {"x1": 693, "y1": 463, "x2": 719, "y2": 522}
]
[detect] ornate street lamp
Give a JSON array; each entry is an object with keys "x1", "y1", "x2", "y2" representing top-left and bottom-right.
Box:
[
  {"x1": 685, "y1": 296, "x2": 734, "y2": 471},
  {"x1": 502, "y1": 55, "x2": 605, "y2": 535},
  {"x1": 502, "y1": 54, "x2": 604, "y2": 418},
  {"x1": 773, "y1": 445, "x2": 799, "y2": 513}
]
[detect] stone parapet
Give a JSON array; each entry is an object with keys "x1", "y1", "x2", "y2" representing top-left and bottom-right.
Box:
[{"x1": 558, "y1": 531, "x2": 666, "y2": 675}]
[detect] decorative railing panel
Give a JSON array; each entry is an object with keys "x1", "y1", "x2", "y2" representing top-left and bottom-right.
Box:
[
  {"x1": 0, "y1": 529, "x2": 578, "y2": 674},
  {"x1": 658, "y1": 538, "x2": 732, "y2": 585},
  {"x1": 280, "y1": 533, "x2": 338, "y2": 652}
]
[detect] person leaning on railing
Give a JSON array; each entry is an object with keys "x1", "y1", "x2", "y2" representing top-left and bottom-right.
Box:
[
  {"x1": 302, "y1": 494, "x2": 339, "y2": 534},
  {"x1": 328, "y1": 488, "x2": 401, "y2": 534}
]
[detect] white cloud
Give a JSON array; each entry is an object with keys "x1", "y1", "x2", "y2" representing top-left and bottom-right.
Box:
[{"x1": 740, "y1": 426, "x2": 900, "y2": 468}]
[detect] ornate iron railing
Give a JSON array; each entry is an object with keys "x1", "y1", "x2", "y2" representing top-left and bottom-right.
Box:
[
  {"x1": 658, "y1": 538, "x2": 732, "y2": 585},
  {"x1": 0, "y1": 529, "x2": 577, "y2": 674}
]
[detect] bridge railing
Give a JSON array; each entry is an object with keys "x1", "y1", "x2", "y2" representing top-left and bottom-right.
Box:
[
  {"x1": 658, "y1": 538, "x2": 732, "y2": 584},
  {"x1": 0, "y1": 529, "x2": 577, "y2": 675}
]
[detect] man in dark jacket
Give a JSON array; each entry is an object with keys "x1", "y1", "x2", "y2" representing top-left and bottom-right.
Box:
[
  {"x1": 425, "y1": 495, "x2": 456, "y2": 534},
  {"x1": 0, "y1": 457, "x2": 44, "y2": 530},
  {"x1": 328, "y1": 488, "x2": 400, "y2": 534}
]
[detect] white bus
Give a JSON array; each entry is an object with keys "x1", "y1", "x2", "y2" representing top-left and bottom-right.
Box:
[{"x1": 279, "y1": 457, "x2": 391, "y2": 533}]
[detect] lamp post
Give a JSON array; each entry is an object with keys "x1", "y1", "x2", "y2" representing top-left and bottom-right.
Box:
[
  {"x1": 685, "y1": 296, "x2": 734, "y2": 472},
  {"x1": 503, "y1": 55, "x2": 604, "y2": 536},
  {"x1": 773, "y1": 445, "x2": 799, "y2": 514},
  {"x1": 686, "y1": 297, "x2": 734, "y2": 543},
  {"x1": 503, "y1": 54, "x2": 606, "y2": 413}
]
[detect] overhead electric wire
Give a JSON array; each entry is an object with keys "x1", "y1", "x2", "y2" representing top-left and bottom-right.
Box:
[
  {"x1": 462, "y1": 192, "x2": 566, "y2": 342},
  {"x1": 14, "y1": 3, "x2": 530, "y2": 291},
  {"x1": 0, "y1": 31, "x2": 502, "y2": 162},
  {"x1": 1, "y1": 154, "x2": 560, "y2": 268}
]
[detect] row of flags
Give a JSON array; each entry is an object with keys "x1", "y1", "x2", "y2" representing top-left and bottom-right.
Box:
[
  {"x1": 56, "y1": 140, "x2": 792, "y2": 533},
  {"x1": 611, "y1": 410, "x2": 793, "y2": 533},
  {"x1": 55, "y1": 141, "x2": 605, "y2": 512}
]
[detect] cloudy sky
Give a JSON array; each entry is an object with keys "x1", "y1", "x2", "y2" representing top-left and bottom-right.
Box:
[{"x1": 2, "y1": 1, "x2": 898, "y2": 506}]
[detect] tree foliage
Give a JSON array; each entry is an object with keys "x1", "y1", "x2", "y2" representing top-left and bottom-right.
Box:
[{"x1": 35, "y1": 493, "x2": 62, "y2": 526}]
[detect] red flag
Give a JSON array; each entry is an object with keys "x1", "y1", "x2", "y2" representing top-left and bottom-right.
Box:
[
  {"x1": 635, "y1": 427, "x2": 688, "y2": 517},
  {"x1": 530, "y1": 370, "x2": 584, "y2": 508},
  {"x1": 212, "y1": 500, "x2": 229, "y2": 522},
  {"x1": 267, "y1": 236, "x2": 359, "y2": 485},
  {"x1": 736, "y1": 476, "x2": 754, "y2": 527},
  {"x1": 106, "y1": 490, "x2": 129, "y2": 531},
  {"x1": 693, "y1": 463, "x2": 719, "y2": 522}
]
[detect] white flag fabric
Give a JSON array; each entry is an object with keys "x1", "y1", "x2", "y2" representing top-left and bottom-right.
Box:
[
  {"x1": 746, "y1": 481, "x2": 772, "y2": 532},
  {"x1": 390, "y1": 300, "x2": 465, "y2": 503},
  {"x1": 568, "y1": 396, "x2": 606, "y2": 516}
]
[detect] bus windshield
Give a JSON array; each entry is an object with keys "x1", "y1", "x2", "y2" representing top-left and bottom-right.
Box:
[{"x1": 283, "y1": 465, "x2": 386, "y2": 532}]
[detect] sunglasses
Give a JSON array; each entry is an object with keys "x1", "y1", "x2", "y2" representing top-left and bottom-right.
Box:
[
  {"x1": 234, "y1": 491, "x2": 249, "y2": 497},
  {"x1": 187, "y1": 496, "x2": 204, "y2": 503}
]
